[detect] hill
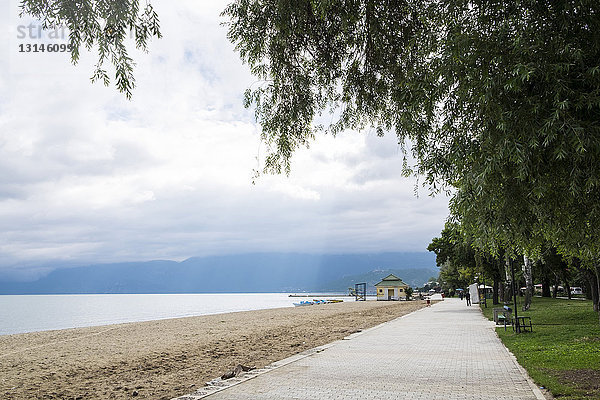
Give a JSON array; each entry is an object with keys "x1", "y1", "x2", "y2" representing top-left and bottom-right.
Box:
[
  {"x1": 0, "y1": 252, "x2": 437, "y2": 294},
  {"x1": 318, "y1": 268, "x2": 439, "y2": 293}
]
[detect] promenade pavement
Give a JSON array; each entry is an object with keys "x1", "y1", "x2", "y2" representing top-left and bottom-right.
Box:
[{"x1": 175, "y1": 298, "x2": 544, "y2": 400}]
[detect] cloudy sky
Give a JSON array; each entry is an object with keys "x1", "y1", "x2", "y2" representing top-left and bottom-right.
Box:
[{"x1": 0, "y1": 1, "x2": 448, "y2": 280}]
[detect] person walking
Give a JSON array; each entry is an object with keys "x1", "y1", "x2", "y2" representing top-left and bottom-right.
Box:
[
  {"x1": 465, "y1": 291, "x2": 471, "y2": 306},
  {"x1": 459, "y1": 291, "x2": 464, "y2": 300}
]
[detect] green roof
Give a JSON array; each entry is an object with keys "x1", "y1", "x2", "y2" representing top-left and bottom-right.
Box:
[{"x1": 374, "y1": 274, "x2": 409, "y2": 287}]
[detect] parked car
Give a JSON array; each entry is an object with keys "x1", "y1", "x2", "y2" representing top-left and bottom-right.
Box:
[{"x1": 571, "y1": 287, "x2": 583, "y2": 295}]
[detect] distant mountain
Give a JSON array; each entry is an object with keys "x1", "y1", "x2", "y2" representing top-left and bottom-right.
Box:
[
  {"x1": 0, "y1": 252, "x2": 437, "y2": 294},
  {"x1": 317, "y1": 268, "x2": 439, "y2": 294}
]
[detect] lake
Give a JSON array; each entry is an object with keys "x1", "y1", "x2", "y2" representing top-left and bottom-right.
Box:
[{"x1": 0, "y1": 293, "x2": 349, "y2": 336}]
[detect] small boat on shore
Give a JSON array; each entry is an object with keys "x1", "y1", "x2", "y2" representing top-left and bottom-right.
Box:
[
  {"x1": 293, "y1": 299, "x2": 344, "y2": 307},
  {"x1": 293, "y1": 301, "x2": 314, "y2": 307}
]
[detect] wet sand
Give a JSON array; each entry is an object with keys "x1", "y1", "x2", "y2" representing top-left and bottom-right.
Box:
[{"x1": 0, "y1": 300, "x2": 426, "y2": 400}]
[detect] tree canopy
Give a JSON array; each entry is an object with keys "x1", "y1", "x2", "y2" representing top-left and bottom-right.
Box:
[
  {"x1": 20, "y1": 0, "x2": 161, "y2": 99},
  {"x1": 222, "y1": 0, "x2": 600, "y2": 261},
  {"x1": 427, "y1": 223, "x2": 476, "y2": 292},
  {"x1": 20, "y1": 1, "x2": 600, "y2": 262},
  {"x1": 448, "y1": 0, "x2": 600, "y2": 257}
]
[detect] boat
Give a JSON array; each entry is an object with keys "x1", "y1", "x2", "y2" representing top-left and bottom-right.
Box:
[
  {"x1": 293, "y1": 299, "x2": 344, "y2": 307},
  {"x1": 293, "y1": 301, "x2": 314, "y2": 307}
]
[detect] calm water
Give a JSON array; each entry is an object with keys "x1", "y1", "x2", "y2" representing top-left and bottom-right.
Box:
[{"x1": 0, "y1": 293, "x2": 348, "y2": 336}]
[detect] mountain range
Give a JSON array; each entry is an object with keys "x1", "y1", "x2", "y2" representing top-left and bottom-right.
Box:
[
  {"x1": 0, "y1": 252, "x2": 438, "y2": 294},
  {"x1": 316, "y1": 268, "x2": 438, "y2": 293}
]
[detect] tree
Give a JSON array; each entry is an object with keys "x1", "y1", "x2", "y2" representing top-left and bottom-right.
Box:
[
  {"x1": 428, "y1": 223, "x2": 476, "y2": 294},
  {"x1": 441, "y1": 0, "x2": 600, "y2": 257},
  {"x1": 477, "y1": 253, "x2": 505, "y2": 306},
  {"x1": 429, "y1": 222, "x2": 509, "y2": 303},
  {"x1": 438, "y1": 261, "x2": 468, "y2": 295},
  {"x1": 20, "y1": 0, "x2": 161, "y2": 99},
  {"x1": 24, "y1": 2, "x2": 600, "y2": 253},
  {"x1": 223, "y1": 0, "x2": 600, "y2": 264},
  {"x1": 522, "y1": 255, "x2": 533, "y2": 311},
  {"x1": 22, "y1": 1, "x2": 600, "y2": 320},
  {"x1": 533, "y1": 254, "x2": 554, "y2": 297}
]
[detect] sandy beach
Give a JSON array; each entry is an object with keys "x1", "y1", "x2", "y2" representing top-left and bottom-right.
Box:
[{"x1": 0, "y1": 300, "x2": 426, "y2": 400}]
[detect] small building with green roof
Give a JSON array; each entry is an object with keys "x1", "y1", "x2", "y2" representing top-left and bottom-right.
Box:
[{"x1": 375, "y1": 274, "x2": 410, "y2": 301}]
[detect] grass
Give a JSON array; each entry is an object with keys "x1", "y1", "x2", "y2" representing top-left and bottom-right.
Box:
[{"x1": 480, "y1": 296, "x2": 600, "y2": 400}]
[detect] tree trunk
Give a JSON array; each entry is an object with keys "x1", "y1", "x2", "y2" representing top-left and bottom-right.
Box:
[
  {"x1": 595, "y1": 264, "x2": 600, "y2": 323},
  {"x1": 504, "y1": 258, "x2": 512, "y2": 303},
  {"x1": 589, "y1": 270, "x2": 599, "y2": 312},
  {"x1": 542, "y1": 275, "x2": 552, "y2": 297},
  {"x1": 522, "y1": 255, "x2": 533, "y2": 311},
  {"x1": 493, "y1": 278, "x2": 499, "y2": 305},
  {"x1": 552, "y1": 281, "x2": 559, "y2": 298},
  {"x1": 565, "y1": 281, "x2": 571, "y2": 300},
  {"x1": 585, "y1": 274, "x2": 593, "y2": 300}
]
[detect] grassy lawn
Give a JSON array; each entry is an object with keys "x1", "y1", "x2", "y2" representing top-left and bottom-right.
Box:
[{"x1": 480, "y1": 297, "x2": 600, "y2": 399}]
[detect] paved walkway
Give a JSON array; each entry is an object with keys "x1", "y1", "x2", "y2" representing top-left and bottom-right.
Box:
[{"x1": 175, "y1": 299, "x2": 544, "y2": 400}]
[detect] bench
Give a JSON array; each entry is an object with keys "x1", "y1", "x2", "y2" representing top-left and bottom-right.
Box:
[
  {"x1": 515, "y1": 316, "x2": 533, "y2": 333},
  {"x1": 492, "y1": 306, "x2": 513, "y2": 330},
  {"x1": 493, "y1": 306, "x2": 533, "y2": 333},
  {"x1": 493, "y1": 308, "x2": 504, "y2": 324}
]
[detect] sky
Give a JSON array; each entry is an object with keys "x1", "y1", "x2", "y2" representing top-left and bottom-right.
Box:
[{"x1": 0, "y1": 1, "x2": 449, "y2": 280}]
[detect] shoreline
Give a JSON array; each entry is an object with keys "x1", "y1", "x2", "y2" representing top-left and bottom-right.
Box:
[
  {"x1": 1, "y1": 293, "x2": 354, "y2": 336},
  {"x1": 0, "y1": 300, "x2": 426, "y2": 400}
]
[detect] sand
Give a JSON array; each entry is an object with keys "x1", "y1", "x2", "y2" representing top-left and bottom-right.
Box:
[{"x1": 0, "y1": 300, "x2": 427, "y2": 400}]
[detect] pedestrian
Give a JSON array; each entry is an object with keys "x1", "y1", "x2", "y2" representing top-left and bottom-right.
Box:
[
  {"x1": 465, "y1": 291, "x2": 471, "y2": 306},
  {"x1": 459, "y1": 291, "x2": 463, "y2": 300}
]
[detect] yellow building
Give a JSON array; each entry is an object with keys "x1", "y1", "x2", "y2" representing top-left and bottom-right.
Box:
[{"x1": 375, "y1": 274, "x2": 410, "y2": 300}]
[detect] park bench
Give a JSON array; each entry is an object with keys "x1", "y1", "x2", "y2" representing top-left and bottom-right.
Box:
[
  {"x1": 514, "y1": 316, "x2": 533, "y2": 333},
  {"x1": 493, "y1": 306, "x2": 533, "y2": 333},
  {"x1": 493, "y1": 306, "x2": 513, "y2": 330}
]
